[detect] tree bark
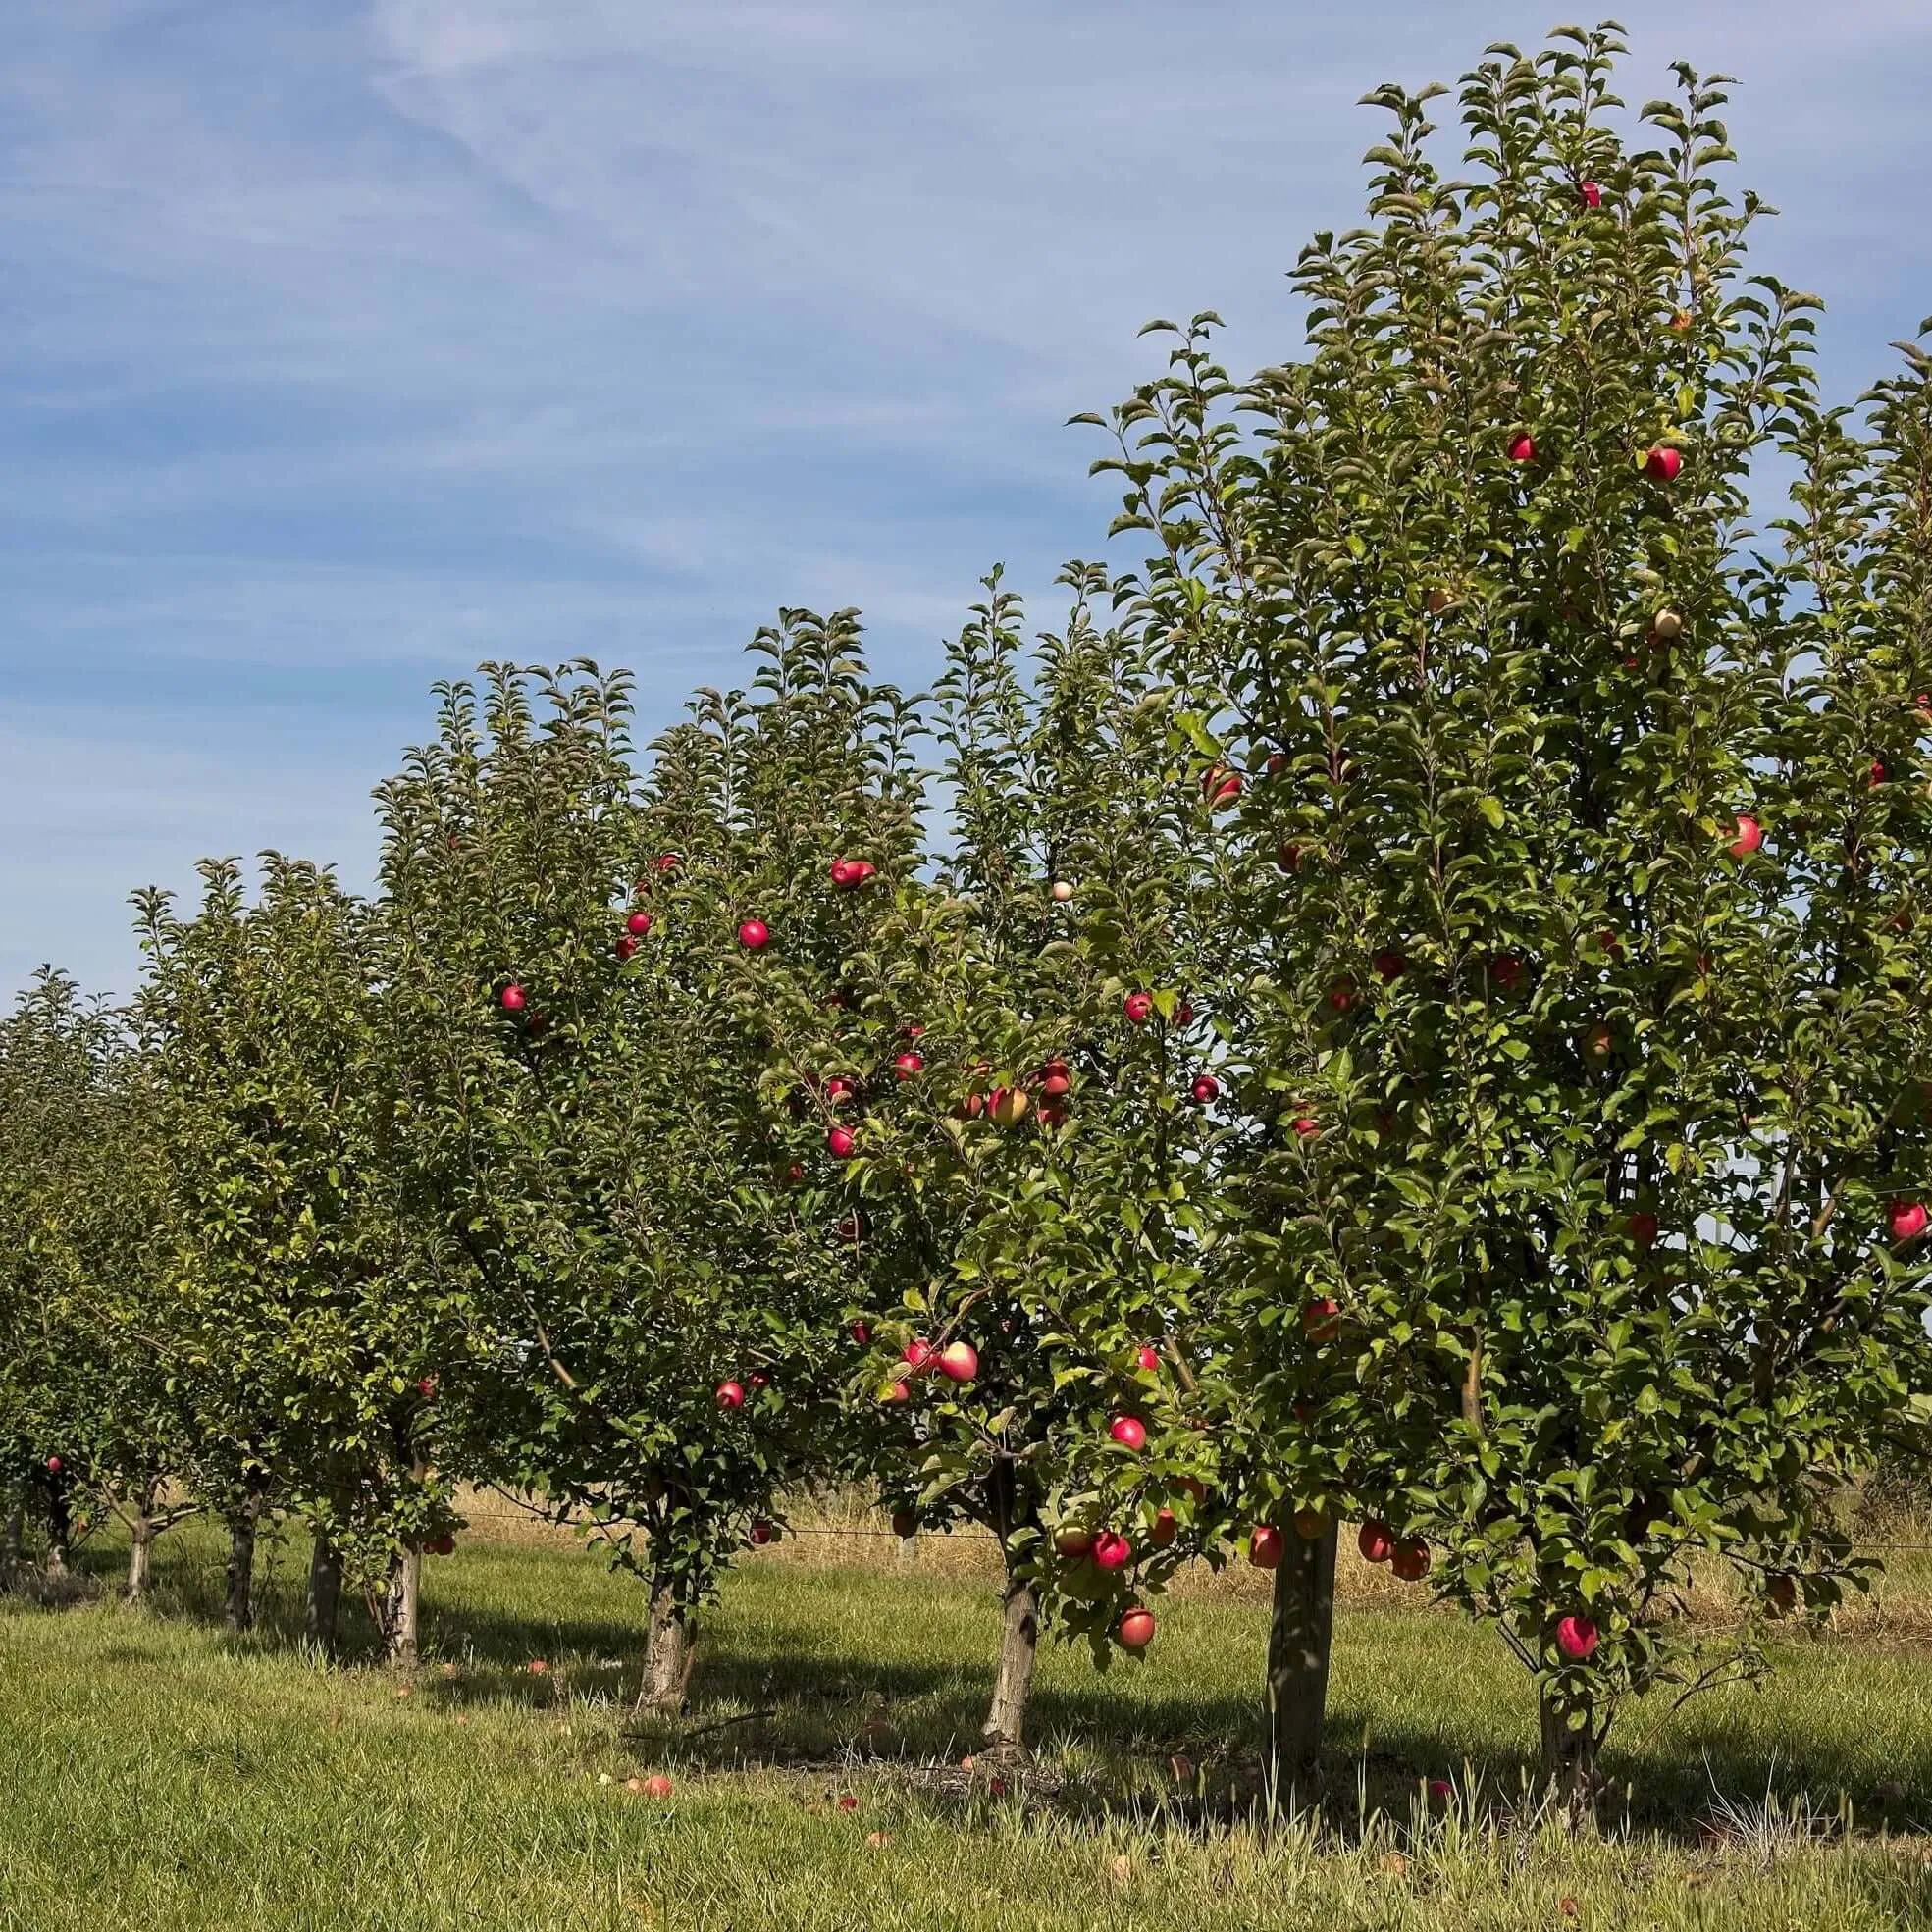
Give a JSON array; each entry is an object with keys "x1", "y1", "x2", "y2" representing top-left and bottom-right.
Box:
[
  {"x1": 43, "y1": 1485, "x2": 73, "y2": 1582},
  {"x1": 381, "y1": 1544, "x2": 421, "y2": 1667},
  {"x1": 224, "y1": 1505, "x2": 259, "y2": 1634},
  {"x1": 305, "y1": 1531, "x2": 343, "y2": 1656},
  {"x1": 980, "y1": 1572, "x2": 1040, "y2": 1762},
  {"x1": 1539, "y1": 1688, "x2": 1602, "y2": 1817},
  {"x1": 1264, "y1": 1521, "x2": 1338, "y2": 1801},
  {"x1": 127, "y1": 1507, "x2": 157, "y2": 1605},
  {"x1": 636, "y1": 1581, "x2": 696, "y2": 1715},
  {"x1": 2, "y1": 1497, "x2": 22, "y2": 1589}
]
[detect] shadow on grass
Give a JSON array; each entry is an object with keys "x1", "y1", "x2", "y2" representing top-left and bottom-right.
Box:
[{"x1": 48, "y1": 1533, "x2": 1932, "y2": 1846}]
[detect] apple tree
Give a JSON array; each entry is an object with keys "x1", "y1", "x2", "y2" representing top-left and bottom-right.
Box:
[{"x1": 1083, "y1": 26, "x2": 1932, "y2": 1799}]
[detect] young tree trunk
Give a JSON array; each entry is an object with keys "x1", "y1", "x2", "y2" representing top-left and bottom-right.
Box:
[
  {"x1": 1264, "y1": 1521, "x2": 1338, "y2": 1801},
  {"x1": 224, "y1": 1506, "x2": 259, "y2": 1634},
  {"x1": 381, "y1": 1544, "x2": 421, "y2": 1667},
  {"x1": 2, "y1": 1496, "x2": 22, "y2": 1589},
  {"x1": 305, "y1": 1531, "x2": 343, "y2": 1656},
  {"x1": 43, "y1": 1486, "x2": 73, "y2": 1582},
  {"x1": 635, "y1": 1580, "x2": 695, "y2": 1715},
  {"x1": 127, "y1": 1505, "x2": 158, "y2": 1605},
  {"x1": 1539, "y1": 1689, "x2": 1602, "y2": 1817},
  {"x1": 980, "y1": 1571, "x2": 1040, "y2": 1763}
]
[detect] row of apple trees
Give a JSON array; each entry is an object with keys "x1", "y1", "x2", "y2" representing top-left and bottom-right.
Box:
[{"x1": 5, "y1": 27, "x2": 1932, "y2": 1800}]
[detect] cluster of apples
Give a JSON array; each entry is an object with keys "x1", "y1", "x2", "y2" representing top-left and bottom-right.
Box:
[
  {"x1": 1356, "y1": 1518, "x2": 1432, "y2": 1582},
  {"x1": 877, "y1": 1334, "x2": 979, "y2": 1404},
  {"x1": 955, "y1": 1057, "x2": 1072, "y2": 1130},
  {"x1": 713, "y1": 1371, "x2": 773, "y2": 1410}
]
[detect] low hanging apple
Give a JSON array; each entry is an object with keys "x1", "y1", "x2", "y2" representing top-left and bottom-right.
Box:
[
  {"x1": 1248, "y1": 1525, "x2": 1284, "y2": 1571},
  {"x1": 737, "y1": 918, "x2": 770, "y2": 950},
  {"x1": 426, "y1": 1533, "x2": 455, "y2": 1556},
  {"x1": 890, "y1": 1507, "x2": 918, "y2": 1539},
  {"x1": 1555, "y1": 1613, "x2": 1599, "y2": 1661},
  {"x1": 1117, "y1": 1606, "x2": 1157, "y2": 1650},
  {"x1": 938, "y1": 1340, "x2": 978, "y2": 1383},
  {"x1": 1039, "y1": 1060, "x2": 1071, "y2": 1096},
  {"x1": 902, "y1": 1337, "x2": 936, "y2": 1372},
  {"x1": 1357, "y1": 1520, "x2": 1394, "y2": 1564},
  {"x1": 849, "y1": 1320, "x2": 872, "y2": 1344},
  {"x1": 1889, "y1": 1199, "x2": 1927, "y2": 1242},
  {"x1": 1092, "y1": 1530, "x2": 1133, "y2": 1572},
  {"x1": 1109, "y1": 1415, "x2": 1147, "y2": 1451},
  {"x1": 715, "y1": 1381, "x2": 746, "y2": 1411},
  {"x1": 1390, "y1": 1539, "x2": 1431, "y2": 1583}
]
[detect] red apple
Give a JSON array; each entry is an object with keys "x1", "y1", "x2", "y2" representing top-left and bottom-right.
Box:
[
  {"x1": 1201, "y1": 765, "x2": 1243, "y2": 809},
  {"x1": 654, "y1": 853, "x2": 679, "y2": 873},
  {"x1": 749, "y1": 1371, "x2": 770, "y2": 1390},
  {"x1": 1092, "y1": 1530, "x2": 1132, "y2": 1572},
  {"x1": 826, "y1": 1125, "x2": 856, "y2": 1159},
  {"x1": 879, "y1": 1379, "x2": 910, "y2": 1404},
  {"x1": 715, "y1": 1381, "x2": 745, "y2": 1411},
  {"x1": 829, "y1": 859, "x2": 856, "y2": 886},
  {"x1": 1628, "y1": 1211, "x2": 1659, "y2": 1248},
  {"x1": 1039, "y1": 1061, "x2": 1071, "y2": 1096},
  {"x1": 1767, "y1": 1574, "x2": 1799, "y2": 1616},
  {"x1": 1189, "y1": 1073, "x2": 1220, "y2": 1104},
  {"x1": 737, "y1": 918, "x2": 770, "y2": 950},
  {"x1": 1508, "y1": 432, "x2": 1538, "y2": 465},
  {"x1": 1276, "y1": 842, "x2": 1304, "y2": 873},
  {"x1": 1373, "y1": 949, "x2": 1406, "y2": 982},
  {"x1": 1357, "y1": 1520, "x2": 1394, "y2": 1564},
  {"x1": 627, "y1": 911, "x2": 653, "y2": 936},
  {"x1": 1427, "y1": 1778, "x2": 1454, "y2": 1802},
  {"x1": 1149, "y1": 1508, "x2": 1177, "y2": 1549},
  {"x1": 1644, "y1": 444, "x2": 1683, "y2": 482},
  {"x1": 1176, "y1": 1477, "x2": 1208, "y2": 1505},
  {"x1": 1249, "y1": 1525, "x2": 1284, "y2": 1570},
  {"x1": 1038, "y1": 1098, "x2": 1068, "y2": 1127},
  {"x1": 1110, "y1": 1415, "x2": 1147, "y2": 1451},
  {"x1": 903, "y1": 1338, "x2": 936, "y2": 1371},
  {"x1": 1050, "y1": 879, "x2": 1074, "y2": 903},
  {"x1": 849, "y1": 1320, "x2": 872, "y2": 1345},
  {"x1": 1053, "y1": 1526, "x2": 1094, "y2": 1559},
  {"x1": 1578, "y1": 180, "x2": 1603, "y2": 208},
  {"x1": 1727, "y1": 814, "x2": 1762, "y2": 859},
  {"x1": 938, "y1": 1340, "x2": 979, "y2": 1383},
  {"x1": 892, "y1": 1052, "x2": 923, "y2": 1080},
  {"x1": 1136, "y1": 1344, "x2": 1162, "y2": 1374},
  {"x1": 1555, "y1": 1613, "x2": 1599, "y2": 1661},
  {"x1": 1124, "y1": 991, "x2": 1154, "y2": 1025},
  {"x1": 1117, "y1": 1606, "x2": 1157, "y2": 1650},
  {"x1": 1301, "y1": 1297, "x2": 1341, "y2": 1342},
  {"x1": 416, "y1": 1376, "x2": 438, "y2": 1399},
  {"x1": 499, "y1": 984, "x2": 527, "y2": 1012},
  {"x1": 1326, "y1": 979, "x2": 1354, "y2": 1014},
  {"x1": 1390, "y1": 1539, "x2": 1431, "y2": 1583},
  {"x1": 1889, "y1": 1199, "x2": 1927, "y2": 1241},
  {"x1": 1870, "y1": 759, "x2": 1887, "y2": 787},
  {"x1": 1492, "y1": 952, "x2": 1525, "y2": 990},
  {"x1": 426, "y1": 1533, "x2": 455, "y2": 1556},
  {"x1": 1291, "y1": 1115, "x2": 1321, "y2": 1140},
  {"x1": 750, "y1": 1520, "x2": 777, "y2": 1546},
  {"x1": 1584, "y1": 1022, "x2": 1612, "y2": 1060},
  {"x1": 891, "y1": 1507, "x2": 917, "y2": 1538},
  {"x1": 642, "y1": 1773, "x2": 674, "y2": 1800},
  {"x1": 614, "y1": 935, "x2": 638, "y2": 961},
  {"x1": 989, "y1": 1086, "x2": 1031, "y2": 1128},
  {"x1": 823, "y1": 1076, "x2": 856, "y2": 1108}
]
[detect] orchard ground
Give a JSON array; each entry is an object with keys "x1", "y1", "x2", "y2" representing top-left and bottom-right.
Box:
[{"x1": 7, "y1": 1508, "x2": 1932, "y2": 1929}]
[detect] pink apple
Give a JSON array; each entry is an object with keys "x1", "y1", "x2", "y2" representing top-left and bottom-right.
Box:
[
  {"x1": 1248, "y1": 1525, "x2": 1284, "y2": 1571},
  {"x1": 1508, "y1": 432, "x2": 1538, "y2": 464},
  {"x1": 1357, "y1": 1520, "x2": 1394, "y2": 1564},
  {"x1": 1870, "y1": 759, "x2": 1887, "y2": 787},
  {"x1": 416, "y1": 1376, "x2": 438, "y2": 1399},
  {"x1": 903, "y1": 1338, "x2": 936, "y2": 1372},
  {"x1": 1117, "y1": 1606, "x2": 1157, "y2": 1649},
  {"x1": 1555, "y1": 1614, "x2": 1599, "y2": 1661},
  {"x1": 1124, "y1": 991, "x2": 1154, "y2": 1025},
  {"x1": 715, "y1": 1381, "x2": 745, "y2": 1411},
  {"x1": 826, "y1": 1125, "x2": 856, "y2": 1159},
  {"x1": 1050, "y1": 879, "x2": 1074, "y2": 903},
  {"x1": 642, "y1": 1773, "x2": 674, "y2": 1799},
  {"x1": 1727, "y1": 814, "x2": 1762, "y2": 859},
  {"x1": 1889, "y1": 1199, "x2": 1927, "y2": 1241},
  {"x1": 892, "y1": 1052, "x2": 923, "y2": 1080},
  {"x1": 1579, "y1": 180, "x2": 1603, "y2": 208},
  {"x1": 1201, "y1": 765, "x2": 1243, "y2": 809},
  {"x1": 1092, "y1": 1530, "x2": 1132, "y2": 1572},
  {"x1": 45, "y1": 1455, "x2": 63, "y2": 1475},
  {"x1": 1644, "y1": 444, "x2": 1683, "y2": 482},
  {"x1": 737, "y1": 918, "x2": 770, "y2": 950},
  {"x1": 627, "y1": 911, "x2": 653, "y2": 936},
  {"x1": 1190, "y1": 1073, "x2": 1220, "y2": 1104},
  {"x1": 1110, "y1": 1415, "x2": 1147, "y2": 1451},
  {"x1": 938, "y1": 1340, "x2": 979, "y2": 1383},
  {"x1": 1136, "y1": 1344, "x2": 1162, "y2": 1374},
  {"x1": 1039, "y1": 1061, "x2": 1071, "y2": 1096},
  {"x1": 829, "y1": 859, "x2": 856, "y2": 886},
  {"x1": 499, "y1": 984, "x2": 527, "y2": 1012}
]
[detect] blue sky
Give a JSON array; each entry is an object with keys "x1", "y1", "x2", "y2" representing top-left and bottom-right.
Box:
[{"x1": 3, "y1": 0, "x2": 1928, "y2": 998}]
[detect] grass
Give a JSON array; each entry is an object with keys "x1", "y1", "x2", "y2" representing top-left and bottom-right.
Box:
[{"x1": 5, "y1": 1522, "x2": 1932, "y2": 1929}]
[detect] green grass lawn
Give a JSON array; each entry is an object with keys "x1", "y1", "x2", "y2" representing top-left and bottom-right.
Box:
[{"x1": 6, "y1": 1525, "x2": 1932, "y2": 1930}]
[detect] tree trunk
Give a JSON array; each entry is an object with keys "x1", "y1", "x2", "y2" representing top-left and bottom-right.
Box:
[
  {"x1": 2, "y1": 1497, "x2": 22, "y2": 1589},
  {"x1": 43, "y1": 1486, "x2": 73, "y2": 1581},
  {"x1": 981, "y1": 1572, "x2": 1040, "y2": 1762},
  {"x1": 224, "y1": 1506, "x2": 259, "y2": 1634},
  {"x1": 635, "y1": 1581, "x2": 696, "y2": 1715},
  {"x1": 305, "y1": 1531, "x2": 343, "y2": 1656},
  {"x1": 381, "y1": 1544, "x2": 421, "y2": 1667},
  {"x1": 1264, "y1": 1521, "x2": 1338, "y2": 1802},
  {"x1": 127, "y1": 1508, "x2": 157, "y2": 1605},
  {"x1": 1539, "y1": 1688, "x2": 1602, "y2": 1817}
]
